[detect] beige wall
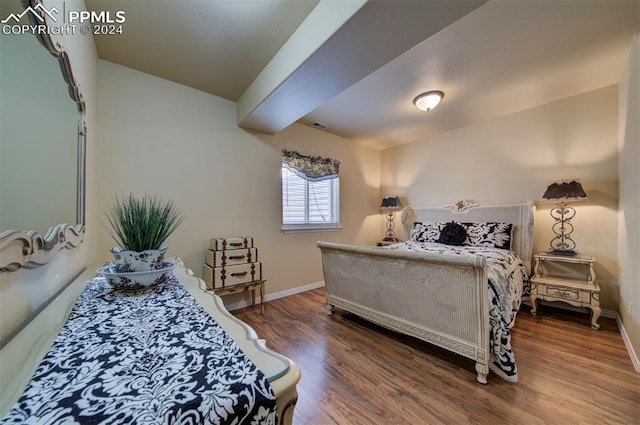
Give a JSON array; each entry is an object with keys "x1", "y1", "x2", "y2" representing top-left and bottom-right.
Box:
[
  {"x1": 0, "y1": 0, "x2": 100, "y2": 347},
  {"x1": 618, "y1": 37, "x2": 640, "y2": 359},
  {"x1": 381, "y1": 85, "x2": 620, "y2": 310},
  {"x1": 97, "y1": 60, "x2": 381, "y2": 296},
  {"x1": 1, "y1": 6, "x2": 635, "y2": 366}
]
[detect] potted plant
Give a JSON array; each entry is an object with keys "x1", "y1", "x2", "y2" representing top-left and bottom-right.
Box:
[{"x1": 104, "y1": 193, "x2": 185, "y2": 273}]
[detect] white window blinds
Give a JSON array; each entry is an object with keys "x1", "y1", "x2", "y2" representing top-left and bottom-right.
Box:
[{"x1": 281, "y1": 150, "x2": 340, "y2": 232}]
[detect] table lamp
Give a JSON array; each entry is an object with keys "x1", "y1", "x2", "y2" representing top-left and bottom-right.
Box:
[
  {"x1": 380, "y1": 196, "x2": 403, "y2": 242},
  {"x1": 541, "y1": 179, "x2": 588, "y2": 256}
]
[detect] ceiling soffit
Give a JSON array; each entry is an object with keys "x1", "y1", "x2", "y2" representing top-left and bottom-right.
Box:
[{"x1": 237, "y1": 0, "x2": 487, "y2": 135}]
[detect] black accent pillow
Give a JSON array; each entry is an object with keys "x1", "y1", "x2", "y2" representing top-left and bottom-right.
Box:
[{"x1": 438, "y1": 222, "x2": 467, "y2": 246}]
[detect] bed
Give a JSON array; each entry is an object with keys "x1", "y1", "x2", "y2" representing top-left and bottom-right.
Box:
[
  {"x1": 0, "y1": 262, "x2": 300, "y2": 424},
  {"x1": 317, "y1": 201, "x2": 534, "y2": 384}
]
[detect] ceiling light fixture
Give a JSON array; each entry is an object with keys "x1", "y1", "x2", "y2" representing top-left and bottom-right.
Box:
[{"x1": 413, "y1": 90, "x2": 444, "y2": 112}]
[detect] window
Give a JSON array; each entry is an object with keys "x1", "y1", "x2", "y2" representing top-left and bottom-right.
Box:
[{"x1": 281, "y1": 150, "x2": 340, "y2": 232}]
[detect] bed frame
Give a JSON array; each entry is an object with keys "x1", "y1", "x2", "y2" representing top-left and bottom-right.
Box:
[
  {"x1": 0, "y1": 263, "x2": 300, "y2": 424},
  {"x1": 317, "y1": 202, "x2": 534, "y2": 383}
]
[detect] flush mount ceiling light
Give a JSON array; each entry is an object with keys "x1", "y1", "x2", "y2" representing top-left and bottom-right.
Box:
[{"x1": 413, "y1": 90, "x2": 444, "y2": 112}]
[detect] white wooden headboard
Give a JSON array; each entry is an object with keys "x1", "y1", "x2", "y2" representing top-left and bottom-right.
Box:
[{"x1": 400, "y1": 202, "x2": 536, "y2": 275}]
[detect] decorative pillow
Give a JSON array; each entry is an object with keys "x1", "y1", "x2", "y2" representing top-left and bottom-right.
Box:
[
  {"x1": 411, "y1": 222, "x2": 445, "y2": 243},
  {"x1": 437, "y1": 222, "x2": 468, "y2": 246},
  {"x1": 463, "y1": 222, "x2": 513, "y2": 250}
]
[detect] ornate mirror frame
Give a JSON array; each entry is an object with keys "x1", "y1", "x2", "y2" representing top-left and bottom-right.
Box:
[{"x1": 0, "y1": 0, "x2": 86, "y2": 272}]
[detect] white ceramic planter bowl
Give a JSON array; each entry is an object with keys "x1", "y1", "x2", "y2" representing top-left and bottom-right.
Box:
[
  {"x1": 110, "y1": 247, "x2": 168, "y2": 273},
  {"x1": 98, "y1": 259, "x2": 178, "y2": 291}
]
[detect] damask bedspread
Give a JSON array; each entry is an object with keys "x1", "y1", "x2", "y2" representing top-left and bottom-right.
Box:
[
  {"x1": 383, "y1": 241, "x2": 530, "y2": 382},
  {"x1": 0, "y1": 273, "x2": 277, "y2": 424}
]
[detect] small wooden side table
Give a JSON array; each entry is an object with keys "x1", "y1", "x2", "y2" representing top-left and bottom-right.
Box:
[
  {"x1": 530, "y1": 253, "x2": 600, "y2": 329},
  {"x1": 376, "y1": 240, "x2": 399, "y2": 246},
  {"x1": 209, "y1": 280, "x2": 266, "y2": 314}
]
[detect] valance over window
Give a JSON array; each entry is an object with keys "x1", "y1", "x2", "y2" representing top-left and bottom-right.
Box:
[
  {"x1": 282, "y1": 149, "x2": 340, "y2": 182},
  {"x1": 281, "y1": 149, "x2": 340, "y2": 232}
]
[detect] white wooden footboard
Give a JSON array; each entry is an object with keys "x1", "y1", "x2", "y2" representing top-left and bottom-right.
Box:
[{"x1": 317, "y1": 241, "x2": 491, "y2": 384}]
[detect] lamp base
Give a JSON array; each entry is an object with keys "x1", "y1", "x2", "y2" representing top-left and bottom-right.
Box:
[
  {"x1": 546, "y1": 249, "x2": 579, "y2": 257},
  {"x1": 382, "y1": 237, "x2": 398, "y2": 242}
]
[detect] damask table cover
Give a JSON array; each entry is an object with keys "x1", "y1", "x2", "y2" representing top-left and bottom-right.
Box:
[{"x1": 0, "y1": 272, "x2": 277, "y2": 424}]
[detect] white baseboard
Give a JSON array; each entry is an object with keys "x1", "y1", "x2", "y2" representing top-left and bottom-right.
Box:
[
  {"x1": 616, "y1": 314, "x2": 640, "y2": 372},
  {"x1": 223, "y1": 281, "x2": 325, "y2": 312}
]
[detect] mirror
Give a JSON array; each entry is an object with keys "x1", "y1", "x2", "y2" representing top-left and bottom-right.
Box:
[{"x1": 0, "y1": 0, "x2": 86, "y2": 272}]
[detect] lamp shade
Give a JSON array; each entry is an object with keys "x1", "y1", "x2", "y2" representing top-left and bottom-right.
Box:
[
  {"x1": 380, "y1": 196, "x2": 402, "y2": 210},
  {"x1": 413, "y1": 91, "x2": 444, "y2": 112},
  {"x1": 542, "y1": 179, "x2": 589, "y2": 203}
]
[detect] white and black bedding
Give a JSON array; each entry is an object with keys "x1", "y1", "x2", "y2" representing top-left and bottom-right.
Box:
[
  {"x1": 383, "y1": 240, "x2": 529, "y2": 382},
  {"x1": 319, "y1": 202, "x2": 534, "y2": 384},
  {"x1": 0, "y1": 273, "x2": 277, "y2": 424}
]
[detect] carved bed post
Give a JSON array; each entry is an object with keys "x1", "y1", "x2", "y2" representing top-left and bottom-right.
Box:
[
  {"x1": 475, "y1": 362, "x2": 489, "y2": 384},
  {"x1": 400, "y1": 206, "x2": 415, "y2": 241}
]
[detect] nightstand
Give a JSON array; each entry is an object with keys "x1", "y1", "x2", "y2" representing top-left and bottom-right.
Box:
[
  {"x1": 376, "y1": 240, "x2": 399, "y2": 246},
  {"x1": 530, "y1": 253, "x2": 601, "y2": 329}
]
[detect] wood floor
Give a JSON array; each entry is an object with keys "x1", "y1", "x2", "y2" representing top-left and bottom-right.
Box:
[{"x1": 234, "y1": 288, "x2": 640, "y2": 425}]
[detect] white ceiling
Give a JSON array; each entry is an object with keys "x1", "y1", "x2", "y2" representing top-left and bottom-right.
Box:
[
  {"x1": 86, "y1": 0, "x2": 639, "y2": 150},
  {"x1": 86, "y1": 0, "x2": 320, "y2": 101}
]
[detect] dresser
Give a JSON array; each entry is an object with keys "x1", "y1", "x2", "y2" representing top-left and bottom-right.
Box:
[
  {"x1": 204, "y1": 237, "x2": 266, "y2": 313},
  {"x1": 0, "y1": 263, "x2": 299, "y2": 424}
]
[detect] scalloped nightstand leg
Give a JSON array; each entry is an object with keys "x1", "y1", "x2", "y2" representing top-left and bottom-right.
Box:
[
  {"x1": 591, "y1": 306, "x2": 601, "y2": 330},
  {"x1": 530, "y1": 295, "x2": 537, "y2": 315}
]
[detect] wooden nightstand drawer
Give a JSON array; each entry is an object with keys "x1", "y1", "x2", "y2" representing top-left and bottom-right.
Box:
[{"x1": 541, "y1": 285, "x2": 590, "y2": 303}]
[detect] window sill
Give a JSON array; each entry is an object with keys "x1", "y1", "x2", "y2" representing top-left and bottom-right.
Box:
[{"x1": 281, "y1": 225, "x2": 342, "y2": 234}]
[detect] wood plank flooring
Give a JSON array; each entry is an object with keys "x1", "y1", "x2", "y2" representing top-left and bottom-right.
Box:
[{"x1": 234, "y1": 288, "x2": 640, "y2": 425}]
